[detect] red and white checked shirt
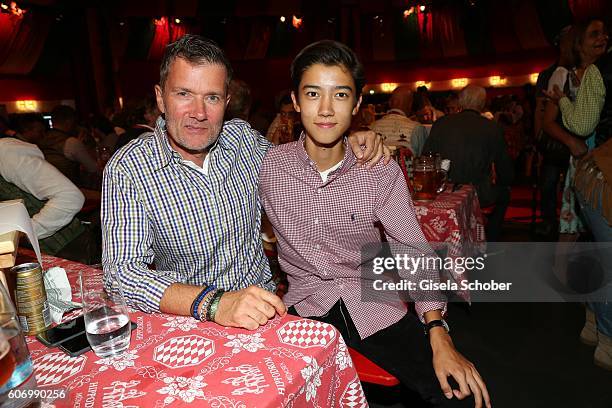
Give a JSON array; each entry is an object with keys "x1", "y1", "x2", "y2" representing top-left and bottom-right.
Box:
[{"x1": 259, "y1": 136, "x2": 446, "y2": 339}]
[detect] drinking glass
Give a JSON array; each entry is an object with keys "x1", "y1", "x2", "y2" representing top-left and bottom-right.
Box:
[
  {"x1": 79, "y1": 269, "x2": 131, "y2": 358},
  {"x1": 0, "y1": 282, "x2": 33, "y2": 396}
]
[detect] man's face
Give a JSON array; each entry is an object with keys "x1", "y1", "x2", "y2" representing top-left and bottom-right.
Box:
[
  {"x1": 155, "y1": 58, "x2": 230, "y2": 157},
  {"x1": 291, "y1": 63, "x2": 361, "y2": 146}
]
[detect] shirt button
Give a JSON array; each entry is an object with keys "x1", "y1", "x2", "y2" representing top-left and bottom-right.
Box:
[
  {"x1": 315, "y1": 244, "x2": 321, "y2": 250},
  {"x1": 339, "y1": 284, "x2": 345, "y2": 290},
  {"x1": 314, "y1": 218, "x2": 319, "y2": 225},
  {"x1": 317, "y1": 188, "x2": 322, "y2": 194}
]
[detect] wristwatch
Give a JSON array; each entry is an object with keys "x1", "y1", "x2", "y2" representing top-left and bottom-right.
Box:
[{"x1": 424, "y1": 319, "x2": 450, "y2": 336}]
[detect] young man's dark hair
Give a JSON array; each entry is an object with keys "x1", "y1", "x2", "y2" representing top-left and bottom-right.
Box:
[
  {"x1": 290, "y1": 40, "x2": 365, "y2": 100},
  {"x1": 159, "y1": 34, "x2": 233, "y2": 90}
]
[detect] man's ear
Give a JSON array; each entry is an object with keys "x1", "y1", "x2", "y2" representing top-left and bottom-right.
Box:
[
  {"x1": 154, "y1": 84, "x2": 165, "y2": 114},
  {"x1": 291, "y1": 91, "x2": 301, "y2": 113},
  {"x1": 352, "y1": 95, "x2": 363, "y2": 116}
]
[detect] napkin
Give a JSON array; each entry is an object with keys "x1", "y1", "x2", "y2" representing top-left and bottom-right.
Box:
[
  {"x1": 0, "y1": 200, "x2": 41, "y2": 265},
  {"x1": 43, "y1": 267, "x2": 81, "y2": 323}
]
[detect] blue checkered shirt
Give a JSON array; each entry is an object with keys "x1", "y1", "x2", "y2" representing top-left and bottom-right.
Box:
[{"x1": 101, "y1": 117, "x2": 275, "y2": 313}]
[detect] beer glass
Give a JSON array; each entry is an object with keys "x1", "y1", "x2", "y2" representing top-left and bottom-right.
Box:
[{"x1": 0, "y1": 282, "x2": 33, "y2": 395}]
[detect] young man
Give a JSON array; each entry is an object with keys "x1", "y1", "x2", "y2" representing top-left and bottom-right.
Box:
[{"x1": 259, "y1": 40, "x2": 490, "y2": 407}]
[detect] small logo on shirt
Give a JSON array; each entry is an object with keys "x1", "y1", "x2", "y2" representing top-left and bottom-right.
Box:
[{"x1": 350, "y1": 214, "x2": 356, "y2": 221}]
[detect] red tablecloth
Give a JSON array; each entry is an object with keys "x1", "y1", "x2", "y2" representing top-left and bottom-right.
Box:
[
  {"x1": 414, "y1": 184, "x2": 486, "y2": 257},
  {"x1": 23, "y1": 254, "x2": 366, "y2": 407},
  {"x1": 414, "y1": 184, "x2": 486, "y2": 300}
]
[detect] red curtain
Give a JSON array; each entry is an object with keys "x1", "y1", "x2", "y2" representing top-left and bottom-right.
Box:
[
  {"x1": 568, "y1": 0, "x2": 607, "y2": 21},
  {"x1": 513, "y1": 0, "x2": 549, "y2": 50},
  {"x1": 147, "y1": 17, "x2": 187, "y2": 60},
  {"x1": 0, "y1": 12, "x2": 51, "y2": 74},
  {"x1": 433, "y1": 5, "x2": 467, "y2": 58}
]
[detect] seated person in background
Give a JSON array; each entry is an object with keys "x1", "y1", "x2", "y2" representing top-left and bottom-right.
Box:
[
  {"x1": 0, "y1": 114, "x2": 99, "y2": 264},
  {"x1": 444, "y1": 93, "x2": 461, "y2": 115},
  {"x1": 37, "y1": 105, "x2": 98, "y2": 187},
  {"x1": 423, "y1": 85, "x2": 514, "y2": 241},
  {"x1": 412, "y1": 86, "x2": 445, "y2": 124},
  {"x1": 259, "y1": 40, "x2": 490, "y2": 408},
  {"x1": 114, "y1": 97, "x2": 161, "y2": 151},
  {"x1": 225, "y1": 78, "x2": 252, "y2": 121},
  {"x1": 371, "y1": 85, "x2": 429, "y2": 156},
  {"x1": 101, "y1": 34, "x2": 387, "y2": 328},
  {"x1": 266, "y1": 91, "x2": 302, "y2": 145}
]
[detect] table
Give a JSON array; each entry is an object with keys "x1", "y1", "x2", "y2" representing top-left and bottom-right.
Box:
[
  {"x1": 413, "y1": 184, "x2": 486, "y2": 299},
  {"x1": 22, "y1": 254, "x2": 366, "y2": 407}
]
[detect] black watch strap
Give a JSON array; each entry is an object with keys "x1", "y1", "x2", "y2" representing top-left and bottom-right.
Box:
[{"x1": 424, "y1": 319, "x2": 450, "y2": 336}]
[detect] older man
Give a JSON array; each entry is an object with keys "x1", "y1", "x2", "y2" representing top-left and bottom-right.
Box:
[
  {"x1": 101, "y1": 34, "x2": 386, "y2": 330},
  {"x1": 423, "y1": 85, "x2": 514, "y2": 241},
  {"x1": 371, "y1": 85, "x2": 429, "y2": 155}
]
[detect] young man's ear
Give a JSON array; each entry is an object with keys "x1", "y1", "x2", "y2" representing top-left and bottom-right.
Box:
[
  {"x1": 291, "y1": 91, "x2": 301, "y2": 113},
  {"x1": 352, "y1": 95, "x2": 363, "y2": 116},
  {"x1": 154, "y1": 84, "x2": 165, "y2": 114}
]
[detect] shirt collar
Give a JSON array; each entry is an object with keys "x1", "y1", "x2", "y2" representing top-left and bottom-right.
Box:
[
  {"x1": 295, "y1": 132, "x2": 356, "y2": 183},
  {"x1": 152, "y1": 116, "x2": 177, "y2": 170},
  {"x1": 386, "y1": 108, "x2": 407, "y2": 117}
]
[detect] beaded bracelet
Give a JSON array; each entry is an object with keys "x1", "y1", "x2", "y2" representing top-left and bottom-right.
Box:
[
  {"x1": 206, "y1": 289, "x2": 225, "y2": 322},
  {"x1": 197, "y1": 289, "x2": 217, "y2": 322},
  {"x1": 191, "y1": 285, "x2": 216, "y2": 321}
]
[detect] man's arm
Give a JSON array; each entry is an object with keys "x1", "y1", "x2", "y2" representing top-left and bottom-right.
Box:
[
  {"x1": 0, "y1": 143, "x2": 84, "y2": 239},
  {"x1": 374, "y1": 163, "x2": 490, "y2": 408},
  {"x1": 558, "y1": 64, "x2": 605, "y2": 137},
  {"x1": 101, "y1": 163, "x2": 184, "y2": 313},
  {"x1": 346, "y1": 129, "x2": 391, "y2": 168}
]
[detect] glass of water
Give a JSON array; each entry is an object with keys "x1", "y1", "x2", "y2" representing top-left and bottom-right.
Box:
[{"x1": 79, "y1": 268, "x2": 131, "y2": 358}]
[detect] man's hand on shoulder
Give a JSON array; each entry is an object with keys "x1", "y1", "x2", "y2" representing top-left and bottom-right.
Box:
[
  {"x1": 430, "y1": 329, "x2": 491, "y2": 408},
  {"x1": 347, "y1": 129, "x2": 392, "y2": 168},
  {"x1": 214, "y1": 286, "x2": 287, "y2": 330}
]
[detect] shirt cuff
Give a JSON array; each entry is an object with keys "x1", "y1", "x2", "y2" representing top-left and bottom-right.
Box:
[{"x1": 415, "y1": 301, "x2": 447, "y2": 324}]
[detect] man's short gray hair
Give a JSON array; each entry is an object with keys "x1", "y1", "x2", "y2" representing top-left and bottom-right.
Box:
[
  {"x1": 458, "y1": 85, "x2": 487, "y2": 112},
  {"x1": 159, "y1": 34, "x2": 233, "y2": 90}
]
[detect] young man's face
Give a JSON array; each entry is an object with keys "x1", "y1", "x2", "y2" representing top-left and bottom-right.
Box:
[
  {"x1": 155, "y1": 58, "x2": 230, "y2": 157},
  {"x1": 292, "y1": 63, "x2": 361, "y2": 146}
]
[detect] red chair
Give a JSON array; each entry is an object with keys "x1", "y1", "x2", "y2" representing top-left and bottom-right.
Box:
[{"x1": 348, "y1": 347, "x2": 400, "y2": 386}]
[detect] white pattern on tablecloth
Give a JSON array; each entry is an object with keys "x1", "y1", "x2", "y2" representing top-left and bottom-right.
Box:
[
  {"x1": 95, "y1": 350, "x2": 139, "y2": 371},
  {"x1": 34, "y1": 352, "x2": 87, "y2": 387},
  {"x1": 156, "y1": 375, "x2": 207, "y2": 404},
  {"x1": 161, "y1": 315, "x2": 199, "y2": 332},
  {"x1": 224, "y1": 333, "x2": 266, "y2": 354},
  {"x1": 335, "y1": 338, "x2": 352, "y2": 371},
  {"x1": 277, "y1": 319, "x2": 336, "y2": 349},
  {"x1": 340, "y1": 376, "x2": 368, "y2": 408},
  {"x1": 300, "y1": 356, "x2": 321, "y2": 402},
  {"x1": 153, "y1": 335, "x2": 214, "y2": 368},
  {"x1": 222, "y1": 364, "x2": 269, "y2": 395},
  {"x1": 101, "y1": 379, "x2": 146, "y2": 406}
]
